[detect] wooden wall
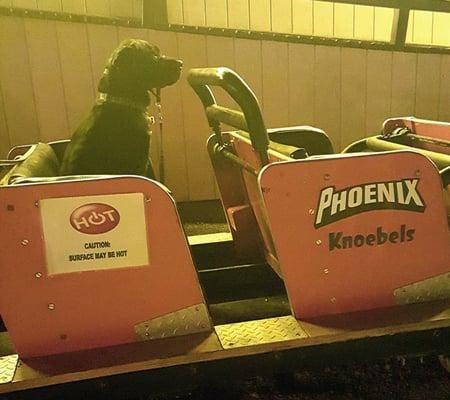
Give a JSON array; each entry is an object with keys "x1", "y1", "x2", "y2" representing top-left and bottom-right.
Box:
[
  {"x1": 0, "y1": 0, "x2": 143, "y2": 18},
  {"x1": 0, "y1": 15, "x2": 449, "y2": 201}
]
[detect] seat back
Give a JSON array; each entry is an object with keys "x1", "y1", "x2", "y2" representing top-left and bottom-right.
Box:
[{"x1": 0, "y1": 176, "x2": 210, "y2": 358}]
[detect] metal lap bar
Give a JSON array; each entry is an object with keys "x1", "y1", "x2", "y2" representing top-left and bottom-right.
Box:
[
  {"x1": 365, "y1": 136, "x2": 450, "y2": 170},
  {"x1": 206, "y1": 105, "x2": 248, "y2": 132},
  {"x1": 212, "y1": 143, "x2": 258, "y2": 176},
  {"x1": 188, "y1": 67, "x2": 269, "y2": 167}
]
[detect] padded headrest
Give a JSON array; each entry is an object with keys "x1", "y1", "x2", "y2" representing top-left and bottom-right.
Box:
[{"x1": 0, "y1": 143, "x2": 59, "y2": 185}]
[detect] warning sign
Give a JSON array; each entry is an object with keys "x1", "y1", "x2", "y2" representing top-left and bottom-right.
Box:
[{"x1": 40, "y1": 193, "x2": 149, "y2": 274}]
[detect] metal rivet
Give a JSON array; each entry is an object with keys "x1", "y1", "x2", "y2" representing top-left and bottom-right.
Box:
[
  {"x1": 145, "y1": 197, "x2": 151, "y2": 202},
  {"x1": 324, "y1": 268, "x2": 329, "y2": 274},
  {"x1": 415, "y1": 169, "x2": 421, "y2": 177},
  {"x1": 308, "y1": 209, "x2": 315, "y2": 215},
  {"x1": 324, "y1": 174, "x2": 331, "y2": 181},
  {"x1": 316, "y1": 239, "x2": 322, "y2": 245},
  {"x1": 6, "y1": 205, "x2": 14, "y2": 211},
  {"x1": 21, "y1": 239, "x2": 29, "y2": 246},
  {"x1": 60, "y1": 334, "x2": 67, "y2": 340},
  {"x1": 34, "y1": 201, "x2": 39, "y2": 207},
  {"x1": 35, "y1": 272, "x2": 42, "y2": 278},
  {"x1": 48, "y1": 303, "x2": 55, "y2": 310},
  {"x1": 330, "y1": 297, "x2": 337, "y2": 303}
]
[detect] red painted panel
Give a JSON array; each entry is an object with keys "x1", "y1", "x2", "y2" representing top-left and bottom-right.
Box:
[
  {"x1": 260, "y1": 152, "x2": 449, "y2": 318},
  {"x1": 0, "y1": 177, "x2": 205, "y2": 357}
]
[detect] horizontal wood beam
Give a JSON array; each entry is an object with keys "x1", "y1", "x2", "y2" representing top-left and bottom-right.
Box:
[{"x1": 318, "y1": 0, "x2": 450, "y2": 13}]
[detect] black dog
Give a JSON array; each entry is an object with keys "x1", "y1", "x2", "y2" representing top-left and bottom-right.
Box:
[{"x1": 60, "y1": 39, "x2": 182, "y2": 178}]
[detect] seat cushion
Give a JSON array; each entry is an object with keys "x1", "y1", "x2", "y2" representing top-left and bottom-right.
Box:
[{"x1": 0, "y1": 143, "x2": 59, "y2": 185}]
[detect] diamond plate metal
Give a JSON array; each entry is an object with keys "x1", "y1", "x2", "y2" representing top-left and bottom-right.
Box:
[
  {"x1": 394, "y1": 272, "x2": 450, "y2": 305},
  {"x1": 0, "y1": 354, "x2": 19, "y2": 384},
  {"x1": 215, "y1": 316, "x2": 308, "y2": 349},
  {"x1": 135, "y1": 303, "x2": 212, "y2": 340}
]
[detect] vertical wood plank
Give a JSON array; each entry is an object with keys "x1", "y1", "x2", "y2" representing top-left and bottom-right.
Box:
[
  {"x1": 0, "y1": 17, "x2": 39, "y2": 146},
  {"x1": 340, "y1": 47, "x2": 366, "y2": 148},
  {"x1": 118, "y1": 26, "x2": 148, "y2": 41},
  {"x1": 37, "y1": 0, "x2": 62, "y2": 12},
  {"x1": 147, "y1": 29, "x2": 189, "y2": 200},
  {"x1": 415, "y1": 53, "x2": 441, "y2": 120},
  {"x1": 234, "y1": 38, "x2": 263, "y2": 108},
  {"x1": 183, "y1": 0, "x2": 205, "y2": 26},
  {"x1": 110, "y1": 0, "x2": 133, "y2": 18},
  {"x1": 25, "y1": 18, "x2": 69, "y2": 142},
  {"x1": 292, "y1": 0, "x2": 313, "y2": 35},
  {"x1": 249, "y1": 0, "x2": 270, "y2": 31},
  {"x1": 390, "y1": 52, "x2": 416, "y2": 117},
  {"x1": 228, "y1": 0, "x2": 249, "y2": 29},
  {"x1": 167, "y1": 0, "x2": 183, "y2": 24},
  {"x1": 86, "y1": 24, "x2": 119, "y2": 93},
  {"x1": 438, "y1": 55, "x2": 450, "y2": 122},
  {"x1": 314, "y1": 46, "x2": 341, "y2": 150},
  {"x1": 365, "y1": 50, "x2": 392, "y2": 136},
  {"x1": 0, "y1": 81, "x2": 11, "y2": 157},
  {"x1": 133, "y1": 0, "x2": 143, "y2": 20},
  {"x1": 261, "y1": 40, "x2": 289, "y2": 129},
  {"x1": 334, "y1": 3, "x2": 353, "y2": 39},
  {"x1": 61, "y1": 0, "x2": 85, "y2": 14},
  {"x1": 85, "y1": 0, "x2": 110, "y2": 16},
  {"x1": 271, "y1": 0, "x2": 292, "y2": 33},
  {"x1": 11, "y1": 0, "x2": 37, "y2": 8},
  {"x1": 177, "y1": 33, "x2": 215, "y2": 200},
  {"x1": 56, "y1": 21, "x2": 95, "y2": 134},
  {"x1": 313, "y1": 1, "x2": 333, "y2": 37},
  {"x1": 354, "y1": 5, "x2": 374, "y2": 40},
  {"x1": 374, "y1": 6, "x2": 393, "y2": 42},
  {"x1": 205, "y1": 0, "x2": 227, "y2": 27},
  {"x1": 288, "y1": 42, "x2": 314, "y2": 126}
]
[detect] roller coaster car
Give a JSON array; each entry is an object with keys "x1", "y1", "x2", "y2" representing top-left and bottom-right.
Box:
[{"x1": 0, "y1": 68, "x2": 448, "y2": 398}]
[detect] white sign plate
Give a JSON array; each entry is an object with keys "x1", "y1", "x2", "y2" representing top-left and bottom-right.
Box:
[{"x1": 40, "y1": 193, "x2": 149, "y2": 274}]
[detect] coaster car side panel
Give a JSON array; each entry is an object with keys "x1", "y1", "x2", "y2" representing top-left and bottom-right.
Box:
[
  {"x1": 260, "y1": 152, "x2": 450, "y2": 319},
  {"x1": 0, "y1": 176, "x2": 209, "y2": 358}
]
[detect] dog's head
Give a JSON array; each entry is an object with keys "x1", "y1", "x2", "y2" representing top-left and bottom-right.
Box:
[{"x1": 98, "y1": 39, "x2": 182, "y2": 105}]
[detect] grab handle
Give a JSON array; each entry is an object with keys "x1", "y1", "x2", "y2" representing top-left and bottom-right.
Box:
[{"x1": 188, "y1": 67, "x2": 269, "y2": 166}]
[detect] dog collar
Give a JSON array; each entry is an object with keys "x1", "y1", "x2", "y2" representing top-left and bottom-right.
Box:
[{"x1": 98, "y1": 93, "x2": 148, "y2": 113}]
